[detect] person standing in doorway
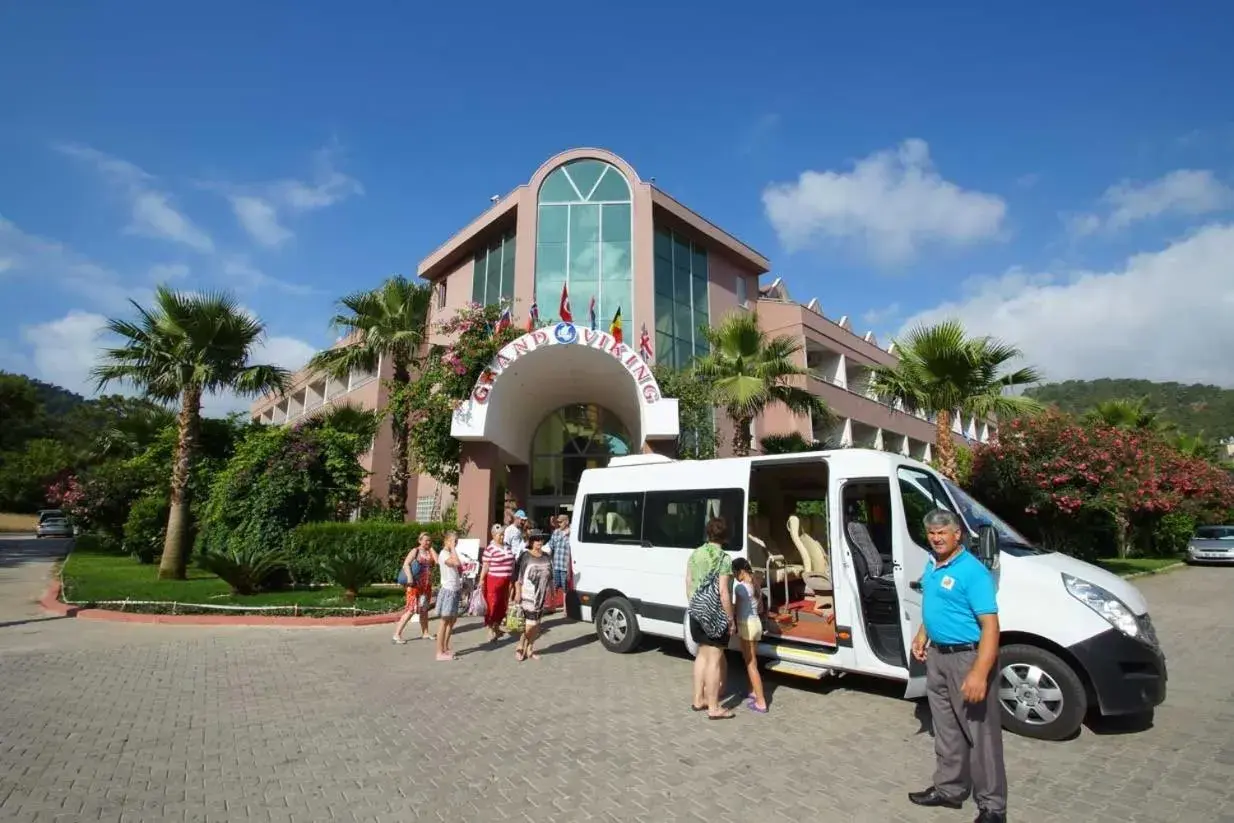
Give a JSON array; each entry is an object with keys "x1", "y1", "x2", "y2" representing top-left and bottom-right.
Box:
[
  {"x1": 686, "y1": 517, "x2": 736, "y2": 720},
  {"x1": 908, "y1": 509, "x2": 1007, "y2": 823},
  {"x1": 479, "y1": 523, "x2": 516, "y2": 642},
  {"x1": 548, "y1": 514, "x2": 572, "y2": 614},
  {"x1": 504, "y1": 510, "x2": 528, "y2": 561}
]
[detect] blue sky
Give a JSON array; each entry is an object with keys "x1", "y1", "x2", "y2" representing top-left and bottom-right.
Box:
[{"x1": 2, "y1": 1, "x2": 1233, "y2": 412}]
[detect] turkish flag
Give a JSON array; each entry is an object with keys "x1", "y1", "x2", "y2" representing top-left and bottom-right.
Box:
[{"x1": 559, "y1": 283, "x2": 573, "y2": 323}]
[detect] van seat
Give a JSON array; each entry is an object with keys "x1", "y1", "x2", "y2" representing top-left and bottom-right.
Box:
[{"x1": 787, "y1": 515, "x2": 834, "y2": 601}]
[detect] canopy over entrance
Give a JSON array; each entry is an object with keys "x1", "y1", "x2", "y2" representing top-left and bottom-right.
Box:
[{"x1": 451, "y1": 322, "x2": 680, "y2": 463}]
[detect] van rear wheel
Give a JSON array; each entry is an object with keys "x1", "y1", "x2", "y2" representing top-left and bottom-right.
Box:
[
  {"x1": 595, "y1": 596, "x2": 640, "y2": 654},
  {"x1": 997, "y1": 644, "x2": 1087, "y2": 741}
]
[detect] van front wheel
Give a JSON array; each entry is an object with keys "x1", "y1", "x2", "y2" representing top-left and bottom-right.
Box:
[
  {"x1": 997, "y1": 644, "x2": 1087, "y2": 741},
  {"x1": 595, "y1": 597, "x2": 640, "y2": 654}
]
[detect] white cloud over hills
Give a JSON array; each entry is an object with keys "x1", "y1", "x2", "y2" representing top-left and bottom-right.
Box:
[
  {"x1": 763, "y1": 139, "x2": 1007, "y2": 264},
  {"x1": 897, "y1": 222, "x2": 1234, "y2": 387}
]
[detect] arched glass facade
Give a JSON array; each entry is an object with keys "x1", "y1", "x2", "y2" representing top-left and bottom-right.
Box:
[
  {"x1": 535, "y1": 160, "x2": 632, "y2": 331},
  {"x1": 529, "y1": 404, "x2": 631, "y2": 500}
]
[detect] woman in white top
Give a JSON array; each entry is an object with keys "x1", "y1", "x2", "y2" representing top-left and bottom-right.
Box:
[{"x1": 435, "y1": 530, "x2": 463, "y2": 661}]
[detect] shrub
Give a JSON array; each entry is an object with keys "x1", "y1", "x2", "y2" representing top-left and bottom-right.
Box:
[
  {"x1": 286, "y1": 521, "x2": 452, "y2": 584},
  {"x1": 196, "y1": 545, "x2": 289, "y2": 595},
  {"x1": 319, "y1": 547, "x2": 387, "y2": 602},
  {"x1": 123, "y1": 494, "x2": 169, "y2": 564},
  {"x1": 1151, "y1": 512, "x2": 1196, "y2": 557}
]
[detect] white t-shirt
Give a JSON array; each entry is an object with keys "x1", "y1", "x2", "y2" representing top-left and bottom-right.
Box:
[
  {"x1": 438, "y1": 547, "x2": 462, "y2": 592},
  {"x1": 504, "y1": 524, "x2": 527, "y2": 558},
  {"x1": 735, "y1": 580, "x2": 759, "y2": 620}
]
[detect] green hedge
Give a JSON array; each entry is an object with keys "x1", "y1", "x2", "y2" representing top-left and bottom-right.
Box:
[{"x1": 285, "y1": 521, "x2": 454, "y2": 585}]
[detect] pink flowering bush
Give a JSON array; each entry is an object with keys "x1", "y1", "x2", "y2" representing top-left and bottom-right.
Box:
[{"x1": 970, "y1": 410, "x2": 1234, "y2": 558}]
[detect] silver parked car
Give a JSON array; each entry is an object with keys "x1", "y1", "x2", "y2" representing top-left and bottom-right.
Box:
[
  {"x1": 1186, "y1": 525, "x2": 1234, "y2": 565},
  {"x1": 36, "y1": 517, "x2": 73, "y2": 539}
]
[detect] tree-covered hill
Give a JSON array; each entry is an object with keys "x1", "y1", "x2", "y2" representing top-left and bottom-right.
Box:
[{"x1": 1026, "y1": 379, "x2": 1234, "y2": 439}]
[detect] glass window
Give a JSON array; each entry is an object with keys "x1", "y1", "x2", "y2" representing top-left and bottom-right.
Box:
[
  {"x1": 654, "y1": 227, "x2": 673, "y2": 261},
  {"x1": 499, "y1": 234, "x2": 516, "y2": 302},
  {"x1": 436, "y1": 280, "x2": 447, "y2": 310},
  {"x1": 897, "y1": 467, "x2": 957, "y2": 553},
  {"x1": 471, "y1": 254, "x2": 487, "y2": 306},
  {"x1": 415, "y1": 496, "x2": 436, "y2": 522},
  {"x1": 643, "y1": 489, "x2": 745, "y2": 551},
  {"x1": 735, "y1": 275, "x2": 747, "y2": 307},
  {"x1": 581, "y1": 493, "x2": 644, "y2": 544},
  {"x1": 651, "y1": 226, "x2": 710, "y2": 369},
  {"x1": 536, "y1": 159, "x2": 633, "y2": 332}
]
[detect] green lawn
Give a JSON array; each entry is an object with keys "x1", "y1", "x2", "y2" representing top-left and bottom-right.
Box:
[
  {"x1": 1095, "y1": 556, "x2": 1184, "y2": 577},
  {"x1": 61, "y1": 539, "x2": 404, "y2": 615}
]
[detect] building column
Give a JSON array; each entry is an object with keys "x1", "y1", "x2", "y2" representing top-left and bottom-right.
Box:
[{"x1": 457, "y1": 442, "x2": 499, "y2": 540}]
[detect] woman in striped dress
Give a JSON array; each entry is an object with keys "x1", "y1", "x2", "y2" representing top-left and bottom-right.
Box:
[{"x1": 479, "y1": 523, "x2": 516, "y2": 642}]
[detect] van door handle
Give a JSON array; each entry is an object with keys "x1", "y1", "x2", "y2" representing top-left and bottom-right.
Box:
[{"x1": 909, "y1": 581, "x2": 922, "y2": 592}]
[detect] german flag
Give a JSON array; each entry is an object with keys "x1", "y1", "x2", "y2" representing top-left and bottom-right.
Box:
[{"x1": 609, "y1": 306, "x2": 623, "y2": 344}]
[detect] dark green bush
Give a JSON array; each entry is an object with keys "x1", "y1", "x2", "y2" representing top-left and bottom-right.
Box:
[
  {"x1": 123, "y1": 493, "x2": 168, "y2": 564},
  {"x1": 286, "y1": 521, "x2": 452, "y2": 584},
  {"x1": 1151, "y1": 512, "x2": 1196, "y2": 557},
  {"x1": 197, "y1": 545, "x2": 289, "y2": 595},
  {"x1": 319, "y1": 547, "x2": 387, "y2": 602}
]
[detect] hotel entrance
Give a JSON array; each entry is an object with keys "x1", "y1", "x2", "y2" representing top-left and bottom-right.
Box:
[{"x1": 527, "y1": 403, "x2": 631, "y2": 533}]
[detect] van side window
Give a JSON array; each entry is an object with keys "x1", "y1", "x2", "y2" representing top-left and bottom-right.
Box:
[
  {"x1": 897, "y1": 466, "x2": 957, "y2": 552},
  {"x1": 581, "y1": 493, "x2": 644, "y2": 544},
  {"x1": 643, "y1": 488, "x2": 744, "y2": 551}
]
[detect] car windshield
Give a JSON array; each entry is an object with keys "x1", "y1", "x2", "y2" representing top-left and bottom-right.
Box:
[
  {"x1": 942, "y1": 479, "x2": 1045, "y2": 556},
  {"x1": 1195, "y1": 526, "x2": 1234, "y2": 540}
]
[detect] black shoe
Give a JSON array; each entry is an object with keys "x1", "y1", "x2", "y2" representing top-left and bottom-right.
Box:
[
  {"x1": 974, "y1": 811, "x2": 1006, "y2": 823},
  {"x1": 907, "y1": 787, "x2": 963, "y2": 809}
]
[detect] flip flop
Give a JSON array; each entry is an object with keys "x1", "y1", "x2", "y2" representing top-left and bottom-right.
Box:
[
  {"x1": 391, "y1": 638, "x2": 407, "y2": 645},
  {"x1": 690, "y1": 704, "x2": 708, "y2": 712},
  {"x1": 707, "y1": 711, "x2": 736, "y2": 720},
  {"x1": 746, "y1": 700, "x2": 769, "y2": 714}
]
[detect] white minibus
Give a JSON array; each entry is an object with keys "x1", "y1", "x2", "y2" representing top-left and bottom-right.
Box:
[{"x1": 565, "y1": 449, "x2": 1167, "y2": 741}]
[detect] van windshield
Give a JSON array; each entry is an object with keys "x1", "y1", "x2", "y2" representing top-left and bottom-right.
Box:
[{"x1": 943, "y1": 480, "x2": 1046, "y2": 556}]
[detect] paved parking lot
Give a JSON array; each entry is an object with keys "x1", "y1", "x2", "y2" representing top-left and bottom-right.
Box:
[{"x1": 2, "y1": 537, "x2": 1233, "y2": 822}]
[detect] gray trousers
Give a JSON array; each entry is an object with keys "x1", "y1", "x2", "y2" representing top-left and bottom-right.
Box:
[{"x1": 926, "y1": 648, "x2": 1008, "y2": 813}]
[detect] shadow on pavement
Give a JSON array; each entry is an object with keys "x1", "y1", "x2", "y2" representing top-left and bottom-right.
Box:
[{"x1": 0, "y1": 537, "x2": 72, "y2": 569}]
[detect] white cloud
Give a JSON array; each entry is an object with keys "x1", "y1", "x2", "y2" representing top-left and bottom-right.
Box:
[
  {"x1": 0, "y1": 215, "x2": 147, "y2": 312},
  {"x1": 763, "y1": 139, "x2": 1007, "y2": 264},
  {"x1": 897, "y1": 222, "x2": 1234, "y2": 387},
  {"x1": 20, "y1": 310, "x2": 111, "y2": 396},
  {"x1": 201, "y1": 333, "x2": 317, "y2": 417},
  {"x1": 214, "y1": 146, "x2": 362, "y2": 247},
  {"x1": 1068, "y1": 169, "x2": 1234, "y2": 236},
  {"x1": 148, "y1": 262, "x2": 190, "y2": 282},
  {"x1": 861, "y1": 302, "x2": 901, "y2": 327},
  {"x1": 55, "y1": 142, "x2": 214, "y2": 253},
  {"x1": 222, "y1": 256, "x2": 320, "y2": 296},
  {"x1": 229, "y1": 195, "x2": 293, "y2": 248}
]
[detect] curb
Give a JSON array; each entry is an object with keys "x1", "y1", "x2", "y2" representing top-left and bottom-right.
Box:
[
  {"x1": 1119, "y1": 561, "x2": 1187, "y2": 581},
  {"x1": 39, "y1": 580, "x2": 402, "y2": 627}
]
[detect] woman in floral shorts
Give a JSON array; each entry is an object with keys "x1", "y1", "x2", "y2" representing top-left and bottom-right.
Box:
[{"x1": 393, "y1": 532, "x2": 437, "y2": 644}]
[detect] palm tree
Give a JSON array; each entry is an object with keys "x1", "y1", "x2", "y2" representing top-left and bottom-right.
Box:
[
  {"x1": 93, "y1": 287, "x2": 289, "y2": 579},
  {"x1": 759, "y1": 432, "x2": 830, "y2": 454},
  {"x1": 693, "y1": 312, "x2": 832, "y2": 457},
  {"x1": 869, "y1": 320, "x2": 1042, "y2": 480},
  {"x1": 1173, "y1": 431, "x2": 1222, "y2": 462},
  {"x1": 308, "y1": 275, "x2": 431, "y2": 518},
  {"x1": 1084, "y1": 398, "x2": 1174, "y2": 433}
]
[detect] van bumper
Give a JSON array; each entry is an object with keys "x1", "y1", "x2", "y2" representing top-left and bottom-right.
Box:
[{"x1": 1067, "y1": 627, "x2": 1167, "y2": 716}]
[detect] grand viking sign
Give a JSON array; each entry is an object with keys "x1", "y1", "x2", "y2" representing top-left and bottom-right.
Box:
[{"x1": 471, "y1": 322, "x2": 661, "y2": 405}]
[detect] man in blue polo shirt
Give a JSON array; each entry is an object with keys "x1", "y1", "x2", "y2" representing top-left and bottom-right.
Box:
[{"x1": 908, "y1": 509, "x2": 1007, "y2": 823}]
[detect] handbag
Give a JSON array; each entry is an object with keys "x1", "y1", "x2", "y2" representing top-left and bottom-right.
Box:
[
  {"x1": 396, "y1": 558, "x2": 424, "y2": 587},
  {"x1": 688, "y1": 572, "x2": 730, "y2": 641},
  {"x1": 504, "y1": 605, "x2": 525, "y2": 634}
]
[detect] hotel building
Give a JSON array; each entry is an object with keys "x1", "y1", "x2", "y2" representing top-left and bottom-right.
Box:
[{"x1": 250, "y1": 148, "x2": 990, "y2": 535}]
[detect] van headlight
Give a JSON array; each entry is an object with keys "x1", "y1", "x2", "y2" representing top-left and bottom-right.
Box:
[{"x1": 1062, "y1": 574, "x2": 1140, "y2": 639}]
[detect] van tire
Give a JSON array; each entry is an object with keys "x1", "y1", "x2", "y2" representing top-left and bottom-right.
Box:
[
  {"x1": 594, "y1": 596, "x2": 640, "y2": 654},
  {"x1": 997, "y1": 644, "x2": 1087, "y2": 741}
]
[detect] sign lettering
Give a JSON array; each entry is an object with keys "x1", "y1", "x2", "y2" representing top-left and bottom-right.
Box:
[{"x1": 470, "y1": 324, "x2": 662, "y2": 405}]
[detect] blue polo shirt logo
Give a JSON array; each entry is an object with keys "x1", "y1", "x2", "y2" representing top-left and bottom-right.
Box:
[{"x1": 921, "y1": 550, "x2": 998, "y2": 646}]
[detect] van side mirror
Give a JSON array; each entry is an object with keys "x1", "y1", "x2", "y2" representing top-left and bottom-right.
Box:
[{"x1": 975, "y1": 525, "x2": 999, "y2": 568}]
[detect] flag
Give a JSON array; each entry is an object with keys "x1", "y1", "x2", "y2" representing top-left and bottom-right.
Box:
[
  {"x1": 609, "y1": 307, "x2": 623, "y2": 344},
  {"x1": 638, "y1": 324, "x2": 653, "y2": 361},
  {"x1": 588, "y1": 296, "x2": 597, "y2": 330},
  {"x1": 495, "y1": 306, "x2": 512, "y2": 333},
  {"x1": 527, "y1": 300, "x2": 540, "y2": 331},
  {"x1": 558, "y1": 283, "x2": 573, "y2": 323}
]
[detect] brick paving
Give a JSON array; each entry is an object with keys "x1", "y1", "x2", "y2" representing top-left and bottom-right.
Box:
[{"x1": 2, "y1": 536, "x2": 1233, "y2": 822}]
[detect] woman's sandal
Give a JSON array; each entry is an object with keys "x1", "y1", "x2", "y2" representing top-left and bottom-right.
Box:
[
  {"x1": 515, "y1": 650, "x2": 526, "y2": 662},
  {"x1": 707, "y1": 711, "x2": 736, "y2": 720}
]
